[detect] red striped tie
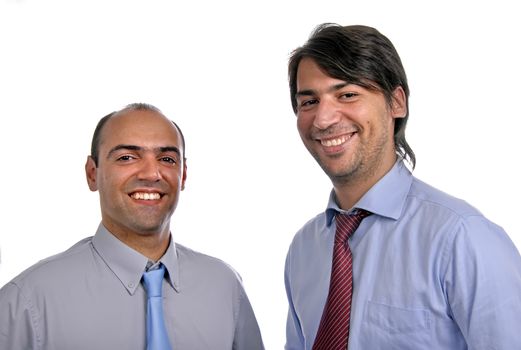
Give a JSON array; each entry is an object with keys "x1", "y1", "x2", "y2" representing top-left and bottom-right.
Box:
[{"x1": 312, "y1": 210, "x2": 371, "y2": 350}]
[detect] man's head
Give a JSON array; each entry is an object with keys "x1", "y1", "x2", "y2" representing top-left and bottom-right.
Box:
[
  {"x1": 85, "y1": 103, "x2": 187, "y2": 239},
  {"x1": 289, "y1": 24, "x2": 415, "y2": 172}
]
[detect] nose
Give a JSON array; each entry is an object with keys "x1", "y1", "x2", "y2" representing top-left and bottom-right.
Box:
[
  {"x1": 137, "y1": 156, "x2": 161, "y2": 182},
  {"x1": 313, "y1": 97, "x2": 341, "y2": 130}
]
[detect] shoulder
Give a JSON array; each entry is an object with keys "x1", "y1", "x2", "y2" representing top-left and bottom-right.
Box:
[
  {"x1": 175, "y1": 243, "x2": 243, "y2": 283},
  {"x1": 289, "y1": 212, "x2": 327, "y2": 246},
  {"x1": 408, "y1": 176, "x2": 514, "y2": 253},
  {"x1": 408, "y1": 177, "x2": 483, "y2": 218},
  {"x1": 5, "y1": 237, "x2": 94, "y2": 291}
]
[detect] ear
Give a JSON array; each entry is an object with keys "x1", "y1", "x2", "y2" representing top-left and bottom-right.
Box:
[
  {"x1": 390, "y1": 86, "x2": 407, "y2": 119},
  {"x1": 85, "y1": 156, "x2": 98, "y2": 192},
  {"x1": 181, "y1": 159, "x2": 187, "y2": 191}
]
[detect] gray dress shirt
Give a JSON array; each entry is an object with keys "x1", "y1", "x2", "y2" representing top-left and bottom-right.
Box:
[{"x1": 0, "y1": 225, "x2": 264, "y2": 350}]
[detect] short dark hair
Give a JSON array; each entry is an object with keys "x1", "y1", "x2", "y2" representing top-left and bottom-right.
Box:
[
  {"x1": 90, "y1": 103, "x2": 186, "y2": 166},
  {"x1": 288, "y1": 23, "x2": 415, "y2": 168}
]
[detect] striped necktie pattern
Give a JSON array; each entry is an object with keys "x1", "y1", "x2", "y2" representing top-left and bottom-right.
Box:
[{"x1": 312, "y1": 210, "x2": 371, "y2": 350}]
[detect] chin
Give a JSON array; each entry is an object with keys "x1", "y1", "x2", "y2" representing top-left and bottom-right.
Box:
[{"x1": 130, "y1": 222, "x2": 165, "y2": 235}]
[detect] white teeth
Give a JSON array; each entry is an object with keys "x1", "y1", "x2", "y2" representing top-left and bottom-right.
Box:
[
  {"x1": 131, "y1": 192, "x2": 161, "y2": 200},
  {"x1": 321, "y1": 135, "x2": 351, "y2": 147}
]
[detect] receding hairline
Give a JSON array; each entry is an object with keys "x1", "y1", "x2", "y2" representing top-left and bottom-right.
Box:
[
  {"x1": 92, "y1": 106, "x2": 187, "y2": 165},
  {"x1": 100, "y1": 109, "x2": 182, "y2": 146}
]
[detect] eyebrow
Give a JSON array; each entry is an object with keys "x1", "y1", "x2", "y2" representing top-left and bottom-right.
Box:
[
  {"x1": 159, "y1": 146, "x2": 181, "y2": 156},
  {"x1": 107, "y1": 144, "x2": 181, "y2": 159},
  {"x1": 295, "y1": 82, "x2": 350, "y2": 99}
]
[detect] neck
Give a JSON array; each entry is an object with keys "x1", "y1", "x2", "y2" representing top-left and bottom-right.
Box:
[
  {"x1": 105, "y1": 224, "x2": 171, "y2": 261},
  {"x1": 133, "y1": 233, "x2": 170, "y2": 262},
  {"x1": 333, "y1": 157, "x2": 397, "y2": 210}
]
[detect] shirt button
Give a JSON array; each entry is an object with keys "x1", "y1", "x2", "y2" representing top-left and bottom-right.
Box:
[{"x1": 128, "y1": 282, "x2": 135, "y2": 288}]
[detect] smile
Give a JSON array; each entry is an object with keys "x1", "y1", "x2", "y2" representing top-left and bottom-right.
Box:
[
  {"x1": 130, "y1": 192, "x2": 162, "y2": 200},
  {"x1": 320, "y1": 133, "x2": 354, "y2": 147}
]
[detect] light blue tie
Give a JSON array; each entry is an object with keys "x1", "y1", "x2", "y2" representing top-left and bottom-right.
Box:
[{"x1": 142, "y1": 264, "x2": 172, "y2": 350}]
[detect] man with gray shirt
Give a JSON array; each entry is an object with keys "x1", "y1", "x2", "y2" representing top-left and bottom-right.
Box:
[{"x1": 0, "y1": 103, "x2": 264, "y2": 350}]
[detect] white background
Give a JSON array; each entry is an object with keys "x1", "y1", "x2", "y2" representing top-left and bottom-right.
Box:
[{"x1": 1, "y1": 0, "x2": 520, "y2": 348}]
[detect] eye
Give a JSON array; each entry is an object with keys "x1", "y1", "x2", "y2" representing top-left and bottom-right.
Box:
[
  {"x1": 299, "y1": 98, "x2": 318, "y2": 111},
  {"x1": 302, "y1": 99, "x2": 318, "y2": 106},
  {"x1": 159, "y1": 156, "x2": 177, "y2": 164},
  {"x1": 116, "y1": 155, "x2": 136, "y2": 162},
  {"x1": 339, "y1": 92, "x2": 358, "y2": 99}
]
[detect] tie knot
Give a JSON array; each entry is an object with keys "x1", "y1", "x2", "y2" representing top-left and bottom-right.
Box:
[
  {"x1": 143, "y1": 264, "x2": 166, "y2": 298},
  {"x1": 335, "y1": 209, "x2": 371, "y2": 243}
]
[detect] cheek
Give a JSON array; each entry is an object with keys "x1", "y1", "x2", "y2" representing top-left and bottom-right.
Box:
[
  {"x1": 164, "y1": 172, "x2": 184, "y2": 187},
  {"x1": 296, "y1": 115, "x2": 312, "y2": 136},
  {"x1": 98, "y1": 172, "x2": 127, "y2": 194}
]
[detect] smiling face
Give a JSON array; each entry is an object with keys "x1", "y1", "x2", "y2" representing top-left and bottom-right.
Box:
[
  {"x1": 85, "y1": 109, "x2": 187, "y2": 240},
  {"x1": 295, "y1": 57, "x2": 406, "y2": 191}
]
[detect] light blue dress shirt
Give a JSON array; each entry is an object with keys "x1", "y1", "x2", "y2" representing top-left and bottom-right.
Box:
[{"x1": 285, "y1": 160, "x2": 521, "y2": 349}]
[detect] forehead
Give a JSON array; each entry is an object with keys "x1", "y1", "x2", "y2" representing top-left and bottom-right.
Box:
[
  {"x1": 99, "y1": 110, "x2": 182, "y2": 151},
  {"x1": 296, "y1": 57, "x2": 344, "y2": 89},
  {"x1": 295, "y1": 57, "x2": 383, "y2": 98}
]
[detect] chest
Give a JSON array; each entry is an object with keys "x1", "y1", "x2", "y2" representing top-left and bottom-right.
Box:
[
  {"x1": 33, "y1": 280, "x2": 236, "y2": 349},
  {"x1": 289, "y1": 222, "x2": 463, "y2": 349}
]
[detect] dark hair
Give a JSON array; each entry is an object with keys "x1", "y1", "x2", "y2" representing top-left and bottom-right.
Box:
[
  {"x1": 288, "y1": 23, "x2": 415, "y2": 168},
  {"x1": 90, "y1": 103, "x2": 186, "y2": 166}
]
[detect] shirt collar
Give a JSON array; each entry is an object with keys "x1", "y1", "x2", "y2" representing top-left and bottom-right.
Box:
[
  {"x1": 325, "y1": 159, "x2": 413, "y2": 226},
  {"x1": 92, "y1": 224, "x2": 180, "y2": 294},
  {"x1": 158, "y1": 236, "x2": 180, "y2": 292}
]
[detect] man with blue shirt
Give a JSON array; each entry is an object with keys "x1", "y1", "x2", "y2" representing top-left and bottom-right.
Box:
[
  {"x1": 0, "y1": 103, "x2": 264, "y2": 350},
  {"x1": 284, "y1": 24, "x2": 521, "y2": 349}
]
